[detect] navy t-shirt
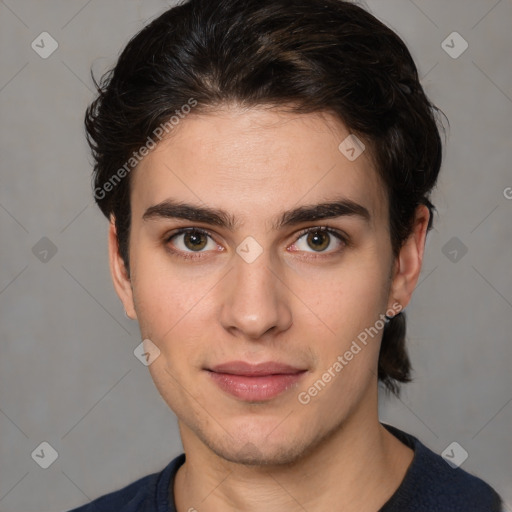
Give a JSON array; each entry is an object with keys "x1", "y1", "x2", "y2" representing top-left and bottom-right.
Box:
[{"x1": 68, "y1": 423, "x2": 503, "y2": 512}]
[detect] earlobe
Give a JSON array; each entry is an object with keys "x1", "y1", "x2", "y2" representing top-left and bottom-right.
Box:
[
  {"x1": 388, "y1": 204, "x2": 430, "y2": 312},
  {"x1": 108, "y1": 217, "x2": 137, "y2": 320}
]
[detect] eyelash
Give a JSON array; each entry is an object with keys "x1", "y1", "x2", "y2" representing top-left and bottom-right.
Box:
[{"x1": 164, "y1": 226, "x2": 349, "y2": 261}]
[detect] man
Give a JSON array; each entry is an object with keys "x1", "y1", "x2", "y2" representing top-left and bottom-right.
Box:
[{"x1": 70, "y1": 0, "x2": 504, "y2": 510}]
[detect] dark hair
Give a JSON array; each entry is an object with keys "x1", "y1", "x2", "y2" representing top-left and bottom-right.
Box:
[{"x1": 85, "y1": 0, "x2": 444, "y2": 395}]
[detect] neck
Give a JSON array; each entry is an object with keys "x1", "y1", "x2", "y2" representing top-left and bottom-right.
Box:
[{"x1": 174, "y1": 395, "x2": 413, "y2": 512}]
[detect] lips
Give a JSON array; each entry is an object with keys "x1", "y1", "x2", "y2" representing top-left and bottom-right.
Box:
[
  {"x1": 206, "y1": 360, "x2": 307, "y2": 401},
  {"x1": 210, "y1": 360, "x2": 305, "y2": 376}
]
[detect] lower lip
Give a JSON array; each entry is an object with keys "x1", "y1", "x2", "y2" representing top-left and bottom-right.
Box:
[{"x1": 207, "y1": 371, "x2": 306, "y2": 401}]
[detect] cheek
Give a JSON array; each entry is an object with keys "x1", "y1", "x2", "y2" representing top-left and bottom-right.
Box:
[
  {"x1": 129, "y1": 252, "x2": 207, "y2": 346},
  {"x1": 296, "y1": 268, "x2": 387, "y2": 405},
  {"x1": 132, "y1": 265, "x2": 209, "y2": 404},
  {"x1": 293, "y1": 255, "x2": 391, "y2": 391},
  {"x1": 297, "y1": 257, "x2": 389, "y2": 332}
]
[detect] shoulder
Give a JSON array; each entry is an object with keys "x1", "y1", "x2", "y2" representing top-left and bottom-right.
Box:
[
  {"x1": 66, "y1": 454, "x2": 185, "y2": 512},
  {"x1": 381, "y1": 424, "x2": 503, "y2": 512},
  {"x1": 66, "y1": 473, "x2": 157, "y2": 512}
]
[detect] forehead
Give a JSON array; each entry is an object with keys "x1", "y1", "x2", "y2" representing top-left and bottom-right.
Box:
[{"x1": 131, "y1": 106, "x2": 388, "y2": 228}]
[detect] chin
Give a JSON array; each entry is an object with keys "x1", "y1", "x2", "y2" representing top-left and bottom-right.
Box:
[
  {"x1": 211, "y1": 439, "x2": 307, "y2": 467},
  {"x1": 195, "y1": 421, "x2": 313, "y2": 467}
]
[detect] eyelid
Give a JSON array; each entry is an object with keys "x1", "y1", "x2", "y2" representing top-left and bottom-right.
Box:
[
  {"x1": 290, "y1": 226, "x2": 348, "y2": 254},
  {"x1": 294, "y1": 226, "x2": 348, "y2": 241},
  {"x1": 164, "y1": 226, "x2": 216, "y2": 243},
  {"x1": 164, "y1": 227, "x2": 221, "y2": 259}
]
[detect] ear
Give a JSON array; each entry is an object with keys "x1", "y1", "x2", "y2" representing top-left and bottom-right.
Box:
[
  {"x1": 387, "y1": 204, "x2": 431, "y2": 312},
  {"x1": 108, "y1": 216, "x2": 137, "y2": 320}
]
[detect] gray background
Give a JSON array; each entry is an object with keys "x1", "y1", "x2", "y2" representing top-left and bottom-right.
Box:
[{"x1": 0, "y1": 0, "x2": 511, "y2": 511}]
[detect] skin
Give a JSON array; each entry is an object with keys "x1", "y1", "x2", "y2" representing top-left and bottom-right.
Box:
[{"x1": 109, "y1": 105, "x2": 430, "y2": 512}]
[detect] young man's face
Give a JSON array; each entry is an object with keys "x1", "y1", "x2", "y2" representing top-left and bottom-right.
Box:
[{"x1": 110, "y1": 106, "x2": 427, "y2": 465}]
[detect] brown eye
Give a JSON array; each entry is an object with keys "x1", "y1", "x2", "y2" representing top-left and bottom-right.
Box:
[
  {"x1": 166, "y1": 228, "x2": 218, "y2": 255},
  {"x1": 290, "y1": 227, "x2": 347, "y2": 255},
  {"x1": 306, "y1": 230, "x2": 330, "y2": 252},
  {"x1": 183, "y1": 230, "x2": 208, "y2": 251}
]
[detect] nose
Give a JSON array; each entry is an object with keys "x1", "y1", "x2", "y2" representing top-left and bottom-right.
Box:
[{"x1": 219, "y1": 249, "x2": 292, "y2": 340}]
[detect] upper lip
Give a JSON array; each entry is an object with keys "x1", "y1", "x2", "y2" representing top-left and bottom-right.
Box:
[{"x1": 208, "y1": 361, "x2": 306, "y2": 376}]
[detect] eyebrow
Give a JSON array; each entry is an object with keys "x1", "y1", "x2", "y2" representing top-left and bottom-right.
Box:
[{"x1": 142, "y1": 197, "x2": 371, "y2": 231}]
